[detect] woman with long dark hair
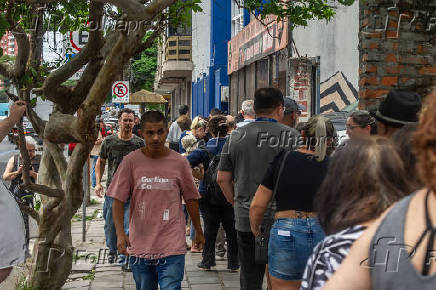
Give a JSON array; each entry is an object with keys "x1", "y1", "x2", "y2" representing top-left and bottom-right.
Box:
[
  {"x1": 324, "y1": 93, "x2": 435, "y2": 290},
  {"x1": 301, "y1": 136, "x2": 413, "y2": 290}
]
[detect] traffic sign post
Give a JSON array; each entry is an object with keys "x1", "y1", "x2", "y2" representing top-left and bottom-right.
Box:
[
  {"x1": 112, "y1": 81, "x2": 130, "y2": 103},
  {"x1": 63, "y1": 31, "x2": 89, "y2": 81}
]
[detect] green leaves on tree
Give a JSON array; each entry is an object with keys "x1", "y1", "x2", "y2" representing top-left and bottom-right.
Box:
[
  {"x1": 242, "y1": 0, "x2": 355, "y2": 29},
  {"x1": 169, "y1": 0, "x2": 203, "y2": 28},
  {"x1": 131, "y1": 32, "x2": 158, "y2": 93}
]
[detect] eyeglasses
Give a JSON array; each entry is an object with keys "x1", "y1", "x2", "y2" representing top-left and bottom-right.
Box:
[{"x1": 346, "y1": 124, "x2": 363, "y2": 130}]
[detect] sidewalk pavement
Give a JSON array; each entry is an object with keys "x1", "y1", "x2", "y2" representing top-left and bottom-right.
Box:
[{"x1": 62, "y1": 191, "x2": 267, "y2": 290}]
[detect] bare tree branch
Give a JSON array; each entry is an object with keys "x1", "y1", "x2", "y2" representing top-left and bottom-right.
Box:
[
  {"x1": 134, "y1": 17, "x2": 165, "y2": 55},
  {"x1": 26, "y1": 106, "x2": 47, "y2": 137},
  {"x1": 23, "y1": 184, "x2": 64, "y2": 199},
  {"x1": 70, "y1": 1, "x2": 106, "y2": 112},
  {"x1": 45, "y1": 142, "x2": 67, "y2": 183},
  {"x1": 67, "y1": 143, "x2": 93, "y2": 210},
  {"x1": 16, "y1": 120, "x2": 33, "y2": 186},
  {"x1": 16, "y1": 199, "x2": 40, "y2": 224},
  {"x1": 78, "y1": 33, "x2": 129, "y2": 133},
  {"x1": 42, "y1": 2, "x2": 106, "y2": 114},
  {"x1": 93, "y1": 0, "x2": 148, "y2": 20},
  {"x1": 44, "y1": 112, "x2": 83, "y2": 144},
  {"x1": 94, "y1": 0, "x2": 177, "y2": 21},
  {"x1": 5, "y1": 91, "x2": 19, "y2": 102},
  {"x1": 6, "y1": 4, "x2": 30, "y2": 77},
  {"x1": 29, "y1": 3, "x2": 46, "y2": 77}
]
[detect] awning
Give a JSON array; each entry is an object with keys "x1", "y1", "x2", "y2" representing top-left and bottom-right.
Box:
[{"x1": 129, "y1": 90, "x2": 168, "y2": 104}]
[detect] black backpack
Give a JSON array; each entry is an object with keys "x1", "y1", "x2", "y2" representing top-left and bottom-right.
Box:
[{"x1": 203, "y1": 153, "x2": 231, "y2": 207}]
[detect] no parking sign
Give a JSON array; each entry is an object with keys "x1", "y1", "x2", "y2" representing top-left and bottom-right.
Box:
[{"x1": 112, "y1": 81, "x2": 129, "y2": 103}]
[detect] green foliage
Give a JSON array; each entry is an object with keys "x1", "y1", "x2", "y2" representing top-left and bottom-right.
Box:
[
  {"x1": 34, "y1": 199, "x2": 41, "y2": 211},
  {"x1": 16, "y1": 276, "x2": 34, "y2": 290},
  {"x1": 131, "y1": 32, "x2": 158, "y2": 92},
  {"x1": 169, "y1": 0, "x2": 202, "y2": 28},
  {"x1": 82, "y1": 269, "x2": 95, "y2": 280},
  {"x1": 44, "y1": 0, "x2": 89, "y2": 34},
  {"x1": 145, "y1": 103, "x2": 165, "y2": 113},
  {"x1": 89, "y1": 198, "x2": 99, "y2": 206},
  {"x1": 243, "y1": 0, "x2": 356, "y2": 29}
]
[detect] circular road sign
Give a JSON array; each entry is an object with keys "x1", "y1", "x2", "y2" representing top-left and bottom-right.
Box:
[{"x1": 113, "y1": 82, "x2": 128, "y2": 98}]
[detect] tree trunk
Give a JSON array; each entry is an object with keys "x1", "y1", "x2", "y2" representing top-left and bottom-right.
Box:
[
  {"x1": 30, "y1": 221, "x2": 73, "y2": 290},
  {"x1": 30, "y1": 144, "x2": 74, "y2": 289}
]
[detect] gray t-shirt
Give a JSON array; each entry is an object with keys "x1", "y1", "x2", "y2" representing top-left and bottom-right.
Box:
[
  {"x1": 0, "y1": 182, "x2": 26, "y2": 269},
  {"x1": 218, "y1": 121, "x2": 299, "y2": 232},
  {"x1": 370, "y1": 193, "x2": 436, "y2": 289},
  {"x1": 100, "y1": 134, "x2": 144, "y2": 187}
]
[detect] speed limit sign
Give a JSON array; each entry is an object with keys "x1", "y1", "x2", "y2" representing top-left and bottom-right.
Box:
[{"x1": 112, "y1": 81, "x2": 129, "y2": 103}]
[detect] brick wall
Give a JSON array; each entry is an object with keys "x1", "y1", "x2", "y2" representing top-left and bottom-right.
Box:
[{"x1": 359, "y1": 0, "x2": 436, "y2": 110}]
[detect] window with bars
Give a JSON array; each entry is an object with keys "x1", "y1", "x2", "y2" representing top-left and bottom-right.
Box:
[{"x1": 231, "y1": 0, "x2": 245, "y2": 36}]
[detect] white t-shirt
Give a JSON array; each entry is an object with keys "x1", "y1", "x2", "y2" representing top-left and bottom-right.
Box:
[
  {"x1": 0, "y1": 182, "x2": 26, "y2": 269},
  {"x1": 166, "y1": 121, "x2": 182, "y2": 143}
]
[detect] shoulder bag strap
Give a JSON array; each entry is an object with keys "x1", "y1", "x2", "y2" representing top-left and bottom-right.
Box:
[{"x1": 271, "y1": 150, "x2": 290, "y2": 203}]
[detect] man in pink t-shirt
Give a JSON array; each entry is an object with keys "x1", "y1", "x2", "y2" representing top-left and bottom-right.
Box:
[{"x1": 107, "y1": 110, "x2": 204, "y2": 290}]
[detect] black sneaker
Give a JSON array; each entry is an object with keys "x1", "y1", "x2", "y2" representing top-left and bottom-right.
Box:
[
  {"x1": 228, "y1": 265, "x2": 240, "y2": 272},
  {"x1": 197, "y1": 262, "x2": 212, "y2": 271},
  {"x1": 107, "y1": 252, "x2": 116, "y2": 264}
]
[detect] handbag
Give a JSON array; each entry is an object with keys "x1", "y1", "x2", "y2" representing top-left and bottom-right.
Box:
[{"x1": 255, "y1": 150, "x2": 290, "y2": 264}]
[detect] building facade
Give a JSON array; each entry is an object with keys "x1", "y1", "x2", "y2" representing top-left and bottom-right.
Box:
[
  {"x1": 191, "y1": 0, "x2": 239, "y2": 117},
  {"x1": 358, "y1": 0, "x2": 436, "y2": 110},
  {"x1": 154, "y1": 18, "x2": 193, "y2": 119},
  {"x1": 0, "y1": 32, "x2": 18, "y2": 90},
  {"x1": 227, "y1": 1, "x2": 360, "y2": 120}
]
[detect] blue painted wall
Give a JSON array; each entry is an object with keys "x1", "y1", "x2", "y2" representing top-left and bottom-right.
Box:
[
  {"x1": 192, "y1": 0, "x2": 232, "y2": 117},
  {"x1": 244, "y1": 9, "x2": 250, "y2": 26}
]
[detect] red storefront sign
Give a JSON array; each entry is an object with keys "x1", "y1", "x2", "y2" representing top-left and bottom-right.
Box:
[{"x1": 228, "y1": 15, "x2": 288, "y2": 75}]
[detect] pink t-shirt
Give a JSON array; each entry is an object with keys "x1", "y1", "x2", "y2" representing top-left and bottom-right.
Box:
[{"x1": 106, "y1": 149, "x2": 200, "y2": 259}]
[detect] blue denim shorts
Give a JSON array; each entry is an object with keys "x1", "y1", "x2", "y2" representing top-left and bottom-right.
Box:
[{"x1": 268, "y1": 218, "x2": 325, "y2": 280}]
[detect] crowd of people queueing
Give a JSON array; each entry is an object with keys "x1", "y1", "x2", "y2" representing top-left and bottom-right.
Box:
[{"x1": 1, "y1": 87, "x2": 435, "y2": 290}]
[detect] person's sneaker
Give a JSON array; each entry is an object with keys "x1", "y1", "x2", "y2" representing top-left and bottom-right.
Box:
[
  {"x1": 107, "y1": 252, "x2": 116, "y2": 264},
  {"x1": 190, "y1": 244, "x2": 203, "y2": 253},
  {"x1": 216, "y1": 251, "x2": 226, "y2": 258},
  {"x1": 228, "y1": 265, "x2": 240, "y2": 272},
  {"x1": 197, "y1": 262, "x2": 212, "y2": 271}
]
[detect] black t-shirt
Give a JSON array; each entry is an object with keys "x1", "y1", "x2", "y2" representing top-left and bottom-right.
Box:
[{"x1": 261, "y1": 150, "x2": 329, "y2": 212}]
